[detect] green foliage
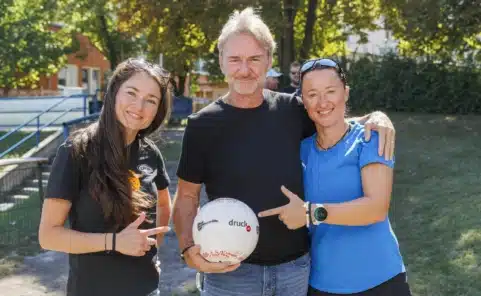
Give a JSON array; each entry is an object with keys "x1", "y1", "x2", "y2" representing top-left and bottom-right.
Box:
[
  {"x1": 57, "y1": 0, "x2": 146, "y2": 70},
  {"x1": 294, "y1": 0, "x2": 381, "y2": 60},
  {"x1": 346, "y1": 54, "x2": 481, "y2": 114},
  {"x1": 114, "y1": 0, "x2": 479, "y2": 106},
  {"x1": 115, "y1": 0, "x2": 381, "y2": 76},
  {"x1": 380, "y1": 0, "x2": 481, "y2": 61},
  {"x1": 0, "y1": 0, "x2": 76, "y2": 93},
  {"x1": 116, "y1": 0, "x2": 226, "y2": 74}
]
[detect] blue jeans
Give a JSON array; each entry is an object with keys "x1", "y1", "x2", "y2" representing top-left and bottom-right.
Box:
[{"x1": 197, "y1": 253, "x2": 310, "y2": 296}]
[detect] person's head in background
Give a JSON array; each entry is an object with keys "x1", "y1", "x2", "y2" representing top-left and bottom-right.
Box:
[
  {"x1": 300, "y1": 58, "x2": 349, "y2": 130},
  {"x1": 264, "y1": 68, "x2": 282, "y2": 91},
  {"x1": 289, "y1": 61, "x2": 301, "y2": 87}
]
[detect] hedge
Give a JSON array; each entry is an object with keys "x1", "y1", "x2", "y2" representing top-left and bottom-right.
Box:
[{"x1": 342, "y1": 54, "x2": 481, "y2": 114}]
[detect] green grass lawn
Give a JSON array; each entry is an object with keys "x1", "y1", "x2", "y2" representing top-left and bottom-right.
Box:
[
  {"x1": 160, "y1": 112, "x2": 481, "y2": 296},
  {"x1": 387, "y1": 113, "x2": 480, "y2": 296},
  {"x1": 0, "y1": 130, "x2": 55, "y2": 159},
  {"x1": 0, "y1": 113, "x2": 478, "y2": 295}
]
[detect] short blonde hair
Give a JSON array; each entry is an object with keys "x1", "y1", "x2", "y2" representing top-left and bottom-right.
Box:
[{"x1": 217, "y1": 7, "x2": 276, "y2": 58}]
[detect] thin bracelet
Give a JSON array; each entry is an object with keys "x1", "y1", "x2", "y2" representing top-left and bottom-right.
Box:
[
  {"x1": 180, "y1": 244, "x2": 196, "y2": 262},
  {"x1": 112, "y1": 232, "x2": 116, "y2": 252},
  {"x1": 181, "y1": 244, "x2": 195, "y2": 255}
]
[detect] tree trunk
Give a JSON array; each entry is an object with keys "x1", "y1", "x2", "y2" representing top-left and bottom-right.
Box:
[
  {"x1": 98, "y1": 14, "x2": 118, "y2": 71},
  {"x1": 177, "y1": 75, "x2": 186, "y2": 97},
  {"x1": 299, "y1": 0, "x2": 319, "y2": 62},
  {"x1": 277, "y1": 7, "x2": 285, "y2": 83},
  {"x1": 281, "y1": 0, "x2": 297, "y2": 76}
]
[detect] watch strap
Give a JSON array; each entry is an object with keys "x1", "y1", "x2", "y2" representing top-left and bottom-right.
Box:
[{"x1": 303, "y1": 201, "x2": 311, "y2": 227}]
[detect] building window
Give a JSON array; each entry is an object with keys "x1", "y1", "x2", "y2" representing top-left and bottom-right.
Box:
[
  {"x1": 58, "y1": 68, "x2": 67, "y2": 87},
  {"x1": 81, "y1": 68, "x2": 89, "y2": 90},
  {"x1": 58, "y1": 65, "x2": 78, "y2": 87},
  {"x1": 92, "y1": 69, "x2": 100, "y2": 93}
]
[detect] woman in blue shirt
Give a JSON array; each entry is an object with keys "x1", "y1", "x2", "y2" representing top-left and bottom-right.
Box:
[{"x1": 259, "y1": 59, "x2": 411, "y2": 296}]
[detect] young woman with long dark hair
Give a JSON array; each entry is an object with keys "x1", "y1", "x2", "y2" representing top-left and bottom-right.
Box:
[{"x1": 39, "y1": 58, "x2": 173, "y2": 296}]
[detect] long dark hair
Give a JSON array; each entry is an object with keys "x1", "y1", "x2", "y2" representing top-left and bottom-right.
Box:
[{"x1": 70, "y1": 58, "x2": 172, "y2": 229}]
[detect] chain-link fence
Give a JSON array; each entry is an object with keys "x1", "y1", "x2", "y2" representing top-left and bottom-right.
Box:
[{"x1": 0, "y1": 158, "x2": 48, "y2": 257}]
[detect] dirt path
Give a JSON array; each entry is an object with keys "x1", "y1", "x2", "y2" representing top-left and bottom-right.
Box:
[{"x1": 0, "y1": 128, "x2": 203, "y2": 296}]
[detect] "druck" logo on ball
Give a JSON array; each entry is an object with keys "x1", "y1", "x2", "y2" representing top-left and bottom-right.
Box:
[{"x1": 229, "y1": 219, "x2": 252, "y2": 232}]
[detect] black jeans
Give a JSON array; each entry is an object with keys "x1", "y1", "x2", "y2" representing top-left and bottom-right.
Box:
[{"x1": 308, "y1": 273, "x2": 412, "y2": 296}]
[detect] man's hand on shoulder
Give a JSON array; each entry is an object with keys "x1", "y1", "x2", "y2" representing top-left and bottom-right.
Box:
[{"x1": 356, "y1": 111, "x2": 395, "y2": 161}]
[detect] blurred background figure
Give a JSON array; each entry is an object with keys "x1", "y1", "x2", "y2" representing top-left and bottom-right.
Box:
[
  {"x1": 265, "y1": 68, "x2": 282, "y2": 91},
  {"x1": 281, "y1": 61, "x2": 301, "y2": 94}
]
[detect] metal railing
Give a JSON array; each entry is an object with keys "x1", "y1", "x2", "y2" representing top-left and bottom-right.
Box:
[
  {"x1": 0, "y1": 157, "x2": 48, "y2": 250},
  {"x1": 0, "y1": 93, "x2": 100, "y2": 158},
  {"x1": 62, "y1": 113, "x2": 100, "y2": 139}
]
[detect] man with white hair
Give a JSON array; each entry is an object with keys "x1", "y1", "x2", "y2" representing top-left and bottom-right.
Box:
[{"x1": 172, "y1": 7, "x2": 395, "y2": 296}]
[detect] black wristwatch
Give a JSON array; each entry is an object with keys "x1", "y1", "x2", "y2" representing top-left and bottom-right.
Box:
[{"x1": 312, "y1": 204, "x2": 328, "y2": 225}]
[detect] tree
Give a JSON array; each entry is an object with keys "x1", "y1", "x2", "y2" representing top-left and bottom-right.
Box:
[
  {"x1": 115, "y1": 0, "x2": 381, "y2": 92},
  {"x1": 381, "y1": 0, "x2": 481, "y2": 62},
  {"x1": 57, "y1": 0, "x2": 146, "y2": 71},
  {"x1": 116, "y1": 0, "x2": 258, "y2": 95},
  {"x1": 0, "y1": 0, "x2": 76, "y2": 96}
]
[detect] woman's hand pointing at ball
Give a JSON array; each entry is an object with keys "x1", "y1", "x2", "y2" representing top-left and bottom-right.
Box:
[{"x1": 258, "y1": 186, "x2": 307, "y2": 230}]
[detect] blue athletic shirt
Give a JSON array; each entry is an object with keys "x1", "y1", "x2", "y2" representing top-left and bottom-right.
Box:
[{"x1": 300, "y1": 122, "x2": 406, "y2": 294}]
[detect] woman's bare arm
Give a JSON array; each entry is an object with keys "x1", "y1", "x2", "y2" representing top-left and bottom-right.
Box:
[
  {"x1": 321, "y1": 163, "x2": 393, "y2": 226},
  {"x1": 38, "y1": 198, "x2": 113, "y2": 253}
]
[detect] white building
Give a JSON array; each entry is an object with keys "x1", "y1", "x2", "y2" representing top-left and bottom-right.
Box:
[{"x1": 346, "y1": 16, "x2": 398, "y2": 56}]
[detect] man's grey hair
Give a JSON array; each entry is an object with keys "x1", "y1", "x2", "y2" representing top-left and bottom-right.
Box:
[{"x1": 217, "y1": 7, "x2": 276, "y2": 58}]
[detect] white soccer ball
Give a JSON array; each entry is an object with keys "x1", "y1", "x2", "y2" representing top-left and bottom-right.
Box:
[{"x1": 192, "y1": 198, "x2": 260, "y2": 264}]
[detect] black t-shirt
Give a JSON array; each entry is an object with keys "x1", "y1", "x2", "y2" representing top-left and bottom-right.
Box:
[
  {"x1": 45, "y1": 136, "x2": 170, "y2": 296},
  {"x1": 177, "y1": 90, "x2": 315, "y2": 265},
  {"x1": 281, "y1": 85, "x2": 298, "y2": 94}
]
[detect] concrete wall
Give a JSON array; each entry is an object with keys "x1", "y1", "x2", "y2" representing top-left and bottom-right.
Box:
[
  {"x1": 0, "y1": 96, "x2": 87, "y2": 128},
  {"x1": 0, "y1": 130, "x2": 64, "y2": 199}
]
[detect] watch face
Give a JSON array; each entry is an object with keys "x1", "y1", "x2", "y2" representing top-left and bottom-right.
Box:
[{"x1": 314, "y1": 206, "x2": 328, "y2": 221}]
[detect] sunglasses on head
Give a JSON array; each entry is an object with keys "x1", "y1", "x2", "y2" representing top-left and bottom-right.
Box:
[{"x1": 299, "y1": 58, "x2": 347, "y2": 85}]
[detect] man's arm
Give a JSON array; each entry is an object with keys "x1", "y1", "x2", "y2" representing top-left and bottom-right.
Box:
[
  {"x1": 173, "y1": 178, "x2": 240, "y2": 273},
  {"x1": 348, "y1": 111, "x2": 396, "y2": 160},
  {"x1": 347, "y1": 110, "x2": 386, "y2": 124},
  {"x1": 172, "y1": 178, "x2": 201, "y2": 251}
]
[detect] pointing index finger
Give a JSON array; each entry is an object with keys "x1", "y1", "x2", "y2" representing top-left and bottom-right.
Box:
[
  {"x1": 140, "y1": 226, "x2": 170, "y2": 236},
  {"x1": 258, "y1": 206, "x2": 285, "y2": 218}
]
